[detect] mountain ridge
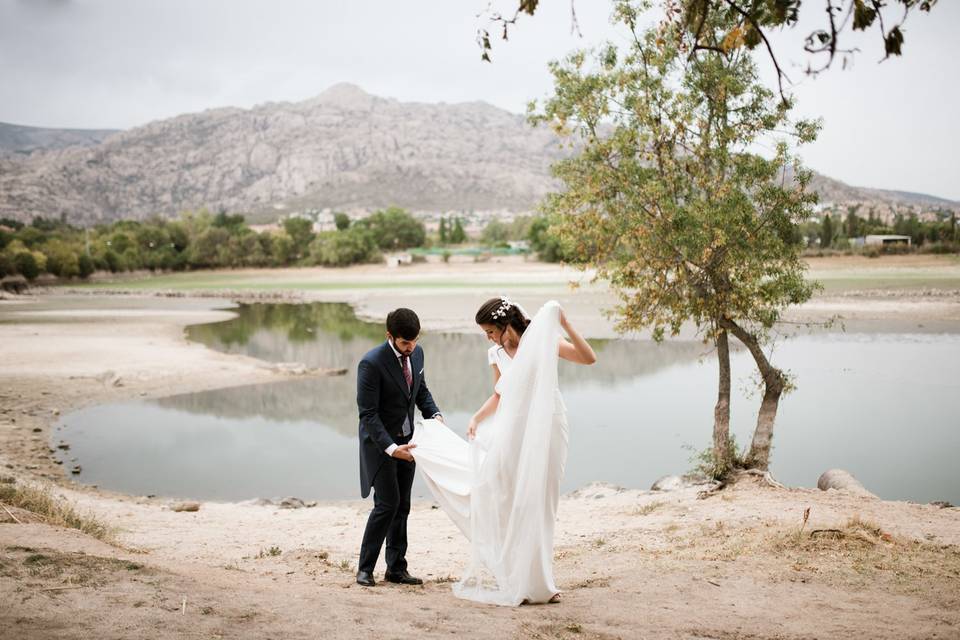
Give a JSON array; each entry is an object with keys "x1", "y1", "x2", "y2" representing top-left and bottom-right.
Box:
[{"x1": 0, "y1": 84, "x2": 956, "y2": 225}]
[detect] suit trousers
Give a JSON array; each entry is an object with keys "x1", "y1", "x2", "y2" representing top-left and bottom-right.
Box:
[{"x1": 358, "y1": 439, "x2": 415, "y2": 574}]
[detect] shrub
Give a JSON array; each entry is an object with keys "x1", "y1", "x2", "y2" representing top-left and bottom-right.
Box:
[
  {"x1": 309, "y1": 228, "x2": 381, "y2": 266},
  {"x1": 14, "y1": 251, "x2": 39, "y2": 280},
  {"x1": 77, "y1": 254, "x2": 95, "y2": 278}
]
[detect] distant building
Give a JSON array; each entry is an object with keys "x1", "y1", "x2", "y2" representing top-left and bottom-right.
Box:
[{"x1": 865, "y1": 234, "x2": 911, "y2": 247}]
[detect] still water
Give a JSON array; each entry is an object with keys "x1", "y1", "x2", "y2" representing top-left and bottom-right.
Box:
[{"x1": 56, "y1": 303, "x2": 960, "y2": 503}]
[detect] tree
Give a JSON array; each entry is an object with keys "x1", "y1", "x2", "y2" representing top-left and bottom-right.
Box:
[
  {"x1": 42, "y1": 240, "x2": 80, "y2": 278},
  {"x1": 77, "y1": 254, "x2": 95, "y2": 279},
  {"x1": 334, "y1": 212, "x2": 351, "y2": 231},
  {"x1": 358, "y1": 207, "x2": 426, "y2": 250},
  {"x1": 844, "y1": 209, "x2": 862, "y2": 238},
  {"x1": 479, "y1": 0, "x2": 938, "y2": 101},
  {"x1": 449, "y1": 217, "x2": 468, "y2": 244},
  {"x1": 532, "y1": 2, "x2": 819, "y2": 478},
  {"x1": 481, "y1": 219, "x2": 510, "y2": 245},
  {"x1": 821, "y1": 214, "x2": 834, "y2": 248},
  {"x1": 189, "y1": 227, "x2": 232, "y2": 268},
  {"x1": 268, "y1": 231, "x2": 295, "y2": 266},
  {"x1": 283, "y1": 217, "x2": 316, "y2": 260},
  {"x1": 439, "y1": 216, "x2": 448, "y2": 243},
  {"x1": 528, "y1": 215, "x2": 572, "y2": 262},
  {"x1": 14, "y1": 251, "x2": 40, "y2": 280},
  {"x1": 309, "y1": 228, "x2": 381, "y2": 266}
]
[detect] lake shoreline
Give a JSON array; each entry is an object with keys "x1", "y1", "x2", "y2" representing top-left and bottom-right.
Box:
[{"x1": 1, "y1": 262, "x2": 959, "y2": 638}]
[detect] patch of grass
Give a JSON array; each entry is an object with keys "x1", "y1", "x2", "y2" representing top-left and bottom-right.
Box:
[
  {"x1": 591, "y1": 538, "x2": 607, "y2": 548},
  {"x1": 0, "y1": 481, "x2": 113, "y2": 542},
  {"x1": 256, "y1": 546, "x2": 282, "y2": 558},
  {"x1": 3, "y1": 547, "x2": 151, "y2": 586},
  {"x1": 24, "y1": 553, "x2": 54, "y2": 566},
  {"x1": 430, "y1": 574, "x2": 456, "y2": 584},
  {"x1": 632, "y1": 501, "x2": 666, "y2": 516}
]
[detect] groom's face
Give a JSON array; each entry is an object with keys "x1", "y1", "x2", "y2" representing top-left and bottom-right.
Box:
[{"x1": 388, "y1": 333, "x2": 417, "y2": 356}]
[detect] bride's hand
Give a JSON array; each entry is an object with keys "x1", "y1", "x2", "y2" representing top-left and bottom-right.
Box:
[{"x1": 466, "y1": 418, "x2": 479, "y2": 440}]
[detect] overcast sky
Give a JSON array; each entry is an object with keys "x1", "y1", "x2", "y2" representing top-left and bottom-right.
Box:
[{"x1": 1, "y1": 0, "x2": 957, "y2": 200}]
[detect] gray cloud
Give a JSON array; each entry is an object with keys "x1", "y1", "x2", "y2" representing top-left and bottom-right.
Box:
[{"x1": 0, "y1": 0, "x2": 956, "y2": 200}]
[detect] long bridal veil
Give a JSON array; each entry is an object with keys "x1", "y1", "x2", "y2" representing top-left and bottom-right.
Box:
[{"x1": 411, "y1": 301, "x2": 568, "y2": 605}]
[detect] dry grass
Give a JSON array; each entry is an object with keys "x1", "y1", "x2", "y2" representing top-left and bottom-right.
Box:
[
  {"x1": 1, "y1": 545, "x2": 147, "y2": 586},
  {"x1": 0, "y1": 480, "x2": 113, "y2": 542},
  {"x1": 737, "y1": 516, "x2": 959, "y2": 604},
  {"x1": 631, "y1": 501, "x2": 666, "y2": 516}
]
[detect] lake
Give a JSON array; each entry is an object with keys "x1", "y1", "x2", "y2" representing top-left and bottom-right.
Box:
[{"x1": 55, "y1": 302, "x2": 960, "y2": 504}]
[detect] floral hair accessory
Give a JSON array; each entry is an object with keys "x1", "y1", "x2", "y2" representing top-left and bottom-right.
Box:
[{"x1": 491, "y1": 296, "x2": 513, "y2": 320}]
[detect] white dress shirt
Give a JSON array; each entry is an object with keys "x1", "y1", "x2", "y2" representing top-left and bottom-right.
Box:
[{"x1": 384, "y1": 340, "x2": 441, "y2": 457}]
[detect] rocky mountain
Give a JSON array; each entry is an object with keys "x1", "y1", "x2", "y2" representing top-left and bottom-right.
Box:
[
  {"x1": 0, "y1": 84, "x2": 566, "y2": 225},
  {"x1": 0, "y1": 122, "x2": 119, "y2": 157},
  {"x1": 806, "y1": 172, "x2": 958, "y2": 210},
  {"x1": 0, "y1": 83, "x2": 956, "y2": 225}
]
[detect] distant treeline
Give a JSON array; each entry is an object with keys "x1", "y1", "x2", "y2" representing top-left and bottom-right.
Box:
[
  {"x1": 800, "y1": 209, "x2": 958, "y2": 253},
  {"x1": 0, "y1": 207, "x2": 571, "y2": 281}
]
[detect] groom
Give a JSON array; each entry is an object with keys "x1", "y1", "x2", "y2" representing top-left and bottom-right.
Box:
[{"x1": 356, "y1": 307, "x2": 443, "y2": 587}]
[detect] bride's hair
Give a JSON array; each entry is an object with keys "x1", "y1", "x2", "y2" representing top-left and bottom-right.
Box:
[{"x1": 475, "y1": 297, "x2": 530, "y2": 336}]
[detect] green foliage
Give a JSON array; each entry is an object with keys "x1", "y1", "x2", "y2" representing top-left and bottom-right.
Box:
[
  {"x1": 357, "y1": 207, "x2": 426, "y2": 250},
  {"x1": 821, "y1": 214, "x2": 834, "y2": 248},
  {"x1": 77, "y1": 254, "x2": 95, "y2": 279},
  {"x1": 212, "y1": 211, "x2": 246, "y2": 231},
  {"x1": 282, "y1": 217, "x2": 316, "y2": 260},
  {"x1": 449, "y1": 217, "x2": 467, "y2": 244},
  {"x1": 309, "y1": 227, "x2": 381, "y2": 267},
  {"x1": 438, "y1": 216, "x2": 448, "y2": 243},
  {"x1": 689, "y1": 434, "x2": 742, "y2": 480},
  {"x1": 481, "y1": 219, "x2": 509, "y2": 245},
  {"x1": 42, "y1": 240, "x2": 80, "y2": 278},
  {"x1": 532, "y1": 8, "x2": 818, "y2": 342},
  {"x1": 14, "y1": 251, "x2": 40, "y2": 280},
  {"x1": 528, "y1": 215, "x2": 573, "y2": 263},
  {"x1": 16, "y1": 226, "x2": 45, "y2": 248},
  {"x1": 532, "y1": 3, "x2": 823, "y2": 471},
  {"x1": 489, "y1": 0, "x2": 938, "y2": 92},
  {"x1": 333, "y1": 212, "x2": 351, "y2": 231}
]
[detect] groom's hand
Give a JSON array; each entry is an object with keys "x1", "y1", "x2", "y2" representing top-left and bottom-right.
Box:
[{"x1": 392, "y1": 443, "x2": 417, "y2": 462}]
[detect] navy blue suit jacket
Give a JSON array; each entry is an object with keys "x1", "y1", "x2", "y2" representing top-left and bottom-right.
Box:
[{"x1": 357, "y1": 341, "x2": 440, "y2": 498}]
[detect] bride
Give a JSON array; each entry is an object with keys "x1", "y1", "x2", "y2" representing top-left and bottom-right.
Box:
[{"x1": 411, "y1": 297, "x2": 596, "y2": 605}]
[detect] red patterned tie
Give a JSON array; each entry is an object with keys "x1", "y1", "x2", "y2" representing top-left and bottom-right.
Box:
[{"x1": 401, "y1": 355, "x2": 412, "y2": 390}]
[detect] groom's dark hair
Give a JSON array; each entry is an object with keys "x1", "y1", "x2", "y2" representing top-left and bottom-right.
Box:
[{"x1": 386, "y1": 308, "x2": 421, "y2": 340}]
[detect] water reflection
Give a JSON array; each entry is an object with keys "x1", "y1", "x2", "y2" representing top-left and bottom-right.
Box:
[
  {"x1": 55, "y1": 303, "x2": 960, "y2": 504},
  {"x1": 177, "y1": 303, "x2": 708, "y2": 436}
]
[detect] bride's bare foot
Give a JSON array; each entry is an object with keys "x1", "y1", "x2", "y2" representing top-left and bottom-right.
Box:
[{"x1": 549, "y1": 593, "x2": 561, "y2": 603}]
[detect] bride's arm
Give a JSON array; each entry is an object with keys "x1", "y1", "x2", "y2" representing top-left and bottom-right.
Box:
[
  {"x1": 558, "y1": 310, "x2": 597, "y2": 365},
  {"x1": 467, "y1": 365, "x2": 501, "y2": 439}
]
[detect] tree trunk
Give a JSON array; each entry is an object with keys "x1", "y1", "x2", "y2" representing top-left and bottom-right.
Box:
[
  {"x1": 712, "y1": 329, "x2": 732, "y2": 477},
  {"x1": 720, "y1": 318, "x2": 785, "y2": 471}
]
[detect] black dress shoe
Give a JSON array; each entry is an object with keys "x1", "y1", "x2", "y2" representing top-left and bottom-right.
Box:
[
  {"x1": 384, "y1": 569, "x2": 423, "y2": 585},
  {"x1": 356, "y1": 570, "x2": 376, "y2": 587}
]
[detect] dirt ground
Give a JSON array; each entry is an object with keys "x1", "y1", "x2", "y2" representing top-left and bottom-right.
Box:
[{"x1": 1, "y1": 258, "x2": 959, "y2": 639}]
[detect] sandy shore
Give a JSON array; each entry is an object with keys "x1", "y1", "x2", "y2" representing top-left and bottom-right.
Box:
[{"x1": 1, "y1": 259, "x2": 959, "y2": 639}]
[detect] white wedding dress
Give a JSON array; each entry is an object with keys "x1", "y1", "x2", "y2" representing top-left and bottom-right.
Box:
[{"x1": 411, "y1": 301, "x2": 569, "y2": 605}]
